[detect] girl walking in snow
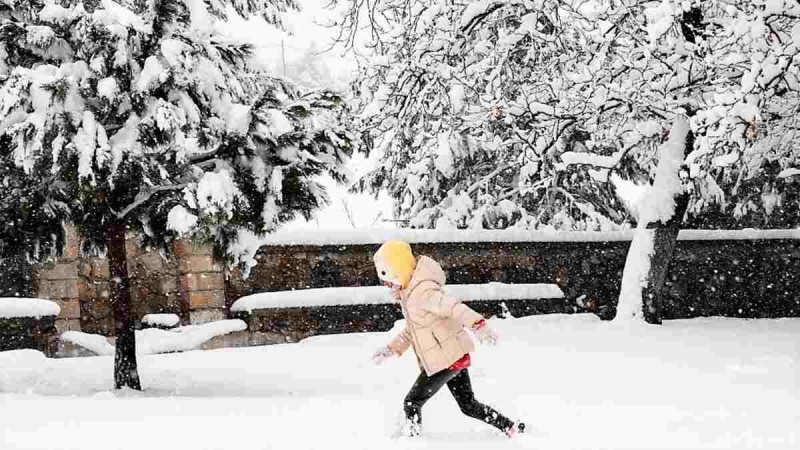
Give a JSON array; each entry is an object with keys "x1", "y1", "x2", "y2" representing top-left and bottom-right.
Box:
[{"x1": 370, "y1": 240, "x2": 524, "y2": 438}]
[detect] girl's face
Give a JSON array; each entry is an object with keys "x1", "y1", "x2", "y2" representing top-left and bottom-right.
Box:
[
  {"x1": 384, "y1": 280, "x2": 403, "y2": 299},
  {"x1": 376, "y1": 260, "x2": 402, "y2": 287}
]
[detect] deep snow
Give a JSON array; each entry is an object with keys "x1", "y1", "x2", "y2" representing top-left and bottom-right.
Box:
[{"x1": 1, "y1": 315, "x2": 798, "y2": 450}]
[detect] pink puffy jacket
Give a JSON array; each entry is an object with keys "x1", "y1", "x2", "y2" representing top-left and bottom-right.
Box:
[{"x1": 388, "y1": 256, "x2": 484, "y2": 375}]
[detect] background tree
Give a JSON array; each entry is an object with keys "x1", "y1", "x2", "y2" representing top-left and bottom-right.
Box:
[
  {"x1": 340, "y1": 0, "x2": 800, "y2": 230},
  {"x1": 0, "y1": 0, "x2": 353, "y2": 389}
]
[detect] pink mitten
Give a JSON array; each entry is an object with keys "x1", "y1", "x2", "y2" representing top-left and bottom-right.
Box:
[
  {"x1": 371, "y1": 346, "x2": 396, "y2": 365},
  {"x1": 472, "y1": 320, "x2": 499, "y2": 346}
]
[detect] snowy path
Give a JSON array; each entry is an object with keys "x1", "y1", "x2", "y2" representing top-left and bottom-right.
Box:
[{"x1": 1, "y1": 315, "x2": 798, "y2": 450}]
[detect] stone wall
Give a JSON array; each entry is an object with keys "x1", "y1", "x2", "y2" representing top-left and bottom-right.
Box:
[
  {"x1": 72, "y1": 238, "x2": 185, "y2": 335},
  {"x1": 228, "y1": 235, "x2": 800, "y2": 322},
  {"x1": 175, "y1": 240, "x2": 226, "y2": 324},
  {"x1": 663, "y1": 238, "x2": 800, "y2": 319},
  {"x1": 227, "y1": 240, "x2": 630, "y2": 319},
  {"x1": 26, "y1": 229, "x2": 800, "y2": 344},
  {"x1": 32, "y1": 229, "x2": 224, "y2": 335},
  {"x1": 127, "y1": 239, "x2": 184, "y2": 325},
  {"x1": 35, "y1": 227, "x2": 82, "y2": 334},
  {"x1": 76, "y1": 256, "x2": 113, "y2": 335}
]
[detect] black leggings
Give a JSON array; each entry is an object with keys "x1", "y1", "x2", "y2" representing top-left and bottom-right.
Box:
[{"x1": 403, "y1": 367, "x2": 514, "y2": 431}]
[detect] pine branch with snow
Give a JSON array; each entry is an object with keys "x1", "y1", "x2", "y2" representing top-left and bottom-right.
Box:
[{"x1": 0, "y1": 0, "x2": 353, "y2": 389}]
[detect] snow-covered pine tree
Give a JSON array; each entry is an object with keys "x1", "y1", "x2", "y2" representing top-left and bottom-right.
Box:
[
  {"x1": 0, "y1": 135, "x2": 66, "y2": 296},
  {"x1": 0, "y1": 0, "x2": 353, "y2": 389},
  {"x1": 341, "y1": 0, "x2": 800, "y2": 231}
]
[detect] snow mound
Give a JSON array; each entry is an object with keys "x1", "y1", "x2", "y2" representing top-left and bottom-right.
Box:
[
  {"x1": 231, "y1": 283, "x2": 564, "y2": 312},
  {"x1": 60, "y1": 320, "x2": 247, "y2": 356},
  {"x1": 61, "y1": 331, "x2": 115, "y2": 355},
  {"x1": 0, "y1": 349, "x2": 48, "y2": 367},
  {"x1": 137, "y1": 320, "x2": 246, "y2": 355},
  {"x1": 0, "y1": 298, "x2": 61, "y2": 318},
  {"x1": 142, "y1": 313, "x2": 180, "y2": 328}
]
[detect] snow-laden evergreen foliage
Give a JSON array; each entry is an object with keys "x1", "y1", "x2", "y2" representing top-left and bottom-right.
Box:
[
  {"x1": 0, "y1": 0, "x2": 353, "y2": 259},
  {"x1": 0, "y1": 0, "x2": 353, "y2": 390},
  {"x1": 343, "y1": 0, "x2": 800, "y2": 230}
]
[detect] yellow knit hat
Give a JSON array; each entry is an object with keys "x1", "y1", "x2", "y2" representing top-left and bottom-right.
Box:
[{"x1": 373, "y1": 240, "x2": 417, "y2": 287}]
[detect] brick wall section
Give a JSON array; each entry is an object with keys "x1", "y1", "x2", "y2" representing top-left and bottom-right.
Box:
[
  {"x1": 35, "y1": 228, "x2": 189, "y2": 335},
  {"x1": 77, "y1": 257, "x2": 113, "y2": 335},
  {"x1": 127, "y1": 237, "x2": 184, "y2": 324},
  {"x1": 36, "y1": 226, "x2": 82, "y2": 333},
  {"x1": 175, "y1": 239, "x2": 225, "y2": 324}
]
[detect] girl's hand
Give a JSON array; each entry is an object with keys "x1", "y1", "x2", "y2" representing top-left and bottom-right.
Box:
[
  {"x1": 372, "y1": 346, "x2": 396, "y2": 365},
  {"x1": 472, "y1": 320, "x2": 499, "y2": 346}
]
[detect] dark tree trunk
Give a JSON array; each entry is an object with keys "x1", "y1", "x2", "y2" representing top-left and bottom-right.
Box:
[
  {"x1": 640, "y1": 129, "x2": 694, "y2": 325},
  {"x1": 642, "y1": 195, "x2": 690, "y2": 324},
  {"x1": 107, "y1": 220, "x2": 141, "y2": 390}
]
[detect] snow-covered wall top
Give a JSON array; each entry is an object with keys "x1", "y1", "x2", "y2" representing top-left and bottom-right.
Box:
[
  {"x1": 253, "y1": 229, "x2": 800, "y2": 247},
  {"x1": 230, "y1": 283, "x2": 564, "y2": 311},
  {"x1": 0, "y1": 298, "x2": 61, "y2": 318}
]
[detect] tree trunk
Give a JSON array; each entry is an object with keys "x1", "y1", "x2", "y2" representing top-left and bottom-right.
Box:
[
  {"x1": 106, "y1": 220, "x2": 141, "y2": 390},
  {"x1": 641, "y1": 194, "x2": 690, "y2": 324},
  {"x1": 640, "y1": 129, "x2": 694, "y2": 325}
]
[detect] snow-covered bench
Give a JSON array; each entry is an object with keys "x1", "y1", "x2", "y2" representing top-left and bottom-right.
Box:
[
  {"x1": 0, "y1": 298, "x2": 61, "y2": 353},
  {"x1": 230, "y1": 283, "x2": 568, "y2": 341}
]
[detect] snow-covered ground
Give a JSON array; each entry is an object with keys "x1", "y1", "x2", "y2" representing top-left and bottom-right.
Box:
[{"x1": 1, "y1": 315, "x2": 798, "y2": 450}]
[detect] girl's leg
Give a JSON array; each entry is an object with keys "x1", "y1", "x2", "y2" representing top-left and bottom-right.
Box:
[
  {"x1": 446, "y1": 369, "x2": 515, "y2": 432},
  {"x1": 403, "y1": 368, "x2": 461, "y2": 430}
]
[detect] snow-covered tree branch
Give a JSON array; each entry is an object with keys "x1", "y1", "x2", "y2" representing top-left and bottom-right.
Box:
[{"x1": 341, "y1": 0, "x2": 800, "y2": 230}]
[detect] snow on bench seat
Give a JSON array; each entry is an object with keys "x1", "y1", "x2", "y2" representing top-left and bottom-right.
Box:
[
  {"x1": 142, "y1": 313, "x2": 180, "y2": 328},
  {"x1": 230, "y1": 283, "x2": 565, "y2": 312},
  {"x1": 0, "y1": 298, "x2": 61, "y2": 318}
]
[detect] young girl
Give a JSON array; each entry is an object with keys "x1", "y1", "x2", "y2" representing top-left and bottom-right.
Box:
[{"x1": 370, "y1": 240, "x2": 525, "y2": 438}]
